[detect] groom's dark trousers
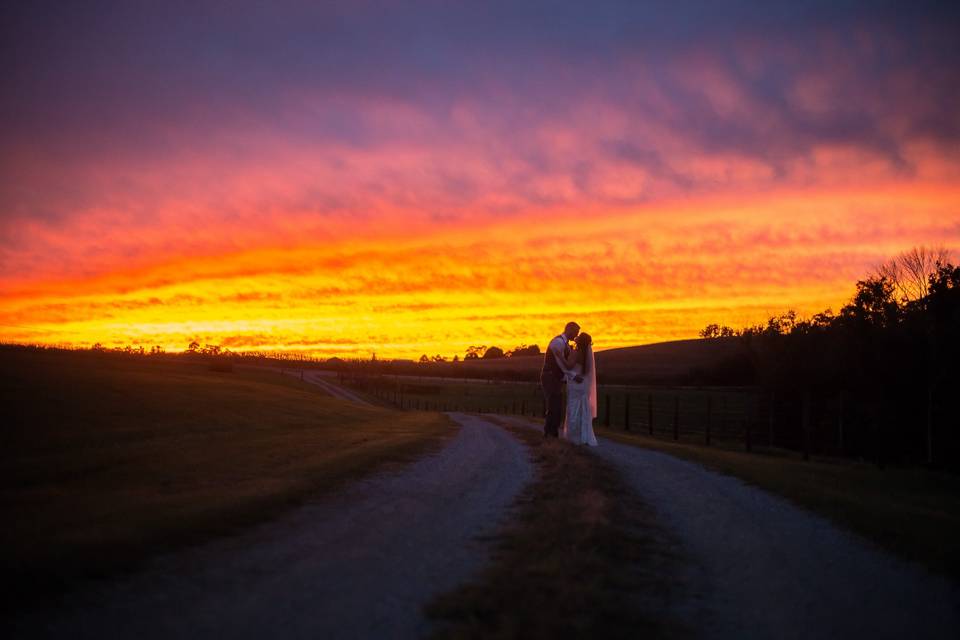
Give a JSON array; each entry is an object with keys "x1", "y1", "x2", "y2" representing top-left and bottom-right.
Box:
[
  {"x1": 541, "y1": 375, "x2": 564, "y2": 437},
  {"x1": 541, "y1": 345, "x2": 566, "y2": 438}
]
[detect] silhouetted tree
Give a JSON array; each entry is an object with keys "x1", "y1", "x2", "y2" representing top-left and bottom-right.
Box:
[
  {"x1": 704, "y1": 255, "x2": 960, "y2": 468},
  {"x1": 507, "y1": 344, "x2": 541, "y2": 357},
  {"x1": 840, "y1": 277, "x2": 899, "y2": 328},
  {"x1": 699, "y1": 324, "x2": 736, "y2": 338},
  {"x1": 875, "y1": 245, "x2": 952, "y2": 304},
  {"x1": 482, "y1": 346, "x2": 505, "y2": 359},
  {"x1": 465, "y1": 345, "x2": 485, "y2": 360}
]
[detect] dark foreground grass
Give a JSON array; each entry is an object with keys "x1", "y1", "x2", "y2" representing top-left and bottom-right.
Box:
[
  {"x1": 599, "y1": 427, "x2": 960, "y2": 582},
  {"x1": 426, "y1": 419, "x2": 688, "y2": 639},
  {"x1": 1, "y1": 348, "x2": 453, "y2": 610}
]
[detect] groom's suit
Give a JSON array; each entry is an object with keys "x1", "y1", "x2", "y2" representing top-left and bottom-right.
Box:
[{"x1": 541, "y1": 335, "x2": 572, "y2": 437}]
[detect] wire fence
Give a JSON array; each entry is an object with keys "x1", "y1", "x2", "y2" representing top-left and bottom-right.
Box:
[{"x1": 331, "y1": 370, "x2": 940, "y2": 466}]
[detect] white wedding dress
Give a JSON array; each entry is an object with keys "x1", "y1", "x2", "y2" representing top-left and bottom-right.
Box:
[{"x1": 562, "y1": 347, "x2": 598, "y2": 446}]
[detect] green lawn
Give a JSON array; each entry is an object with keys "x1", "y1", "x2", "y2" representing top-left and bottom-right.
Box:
[{"x1": 1, "y1": 349, "x2": 453, "y2": 608}]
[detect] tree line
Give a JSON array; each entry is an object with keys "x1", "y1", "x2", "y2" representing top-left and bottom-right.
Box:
[
  {"x1": 418, "y1": 343, "x2": 541, "y2": 363},
  {"x1": 700, "y1": 246, "x2": 959, "y2": 468}
]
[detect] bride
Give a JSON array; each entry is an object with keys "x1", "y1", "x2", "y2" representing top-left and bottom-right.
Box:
[{"x1": 561, "y1": 333, "x2": 598, "y2": 446}]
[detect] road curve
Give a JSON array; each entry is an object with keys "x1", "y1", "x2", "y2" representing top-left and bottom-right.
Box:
[
  {"x1": 593, "y1": 439, "x2": 959, "y2": 640},
  {"x1": 273, "y1": 368, "x2": 375, "y2": 406},
  {"x1": 13, "y1": 414, "x2": 533, "y2": 640},
  {"x1": 299, "y1": 370, "x2": 373, "y2": 405}
]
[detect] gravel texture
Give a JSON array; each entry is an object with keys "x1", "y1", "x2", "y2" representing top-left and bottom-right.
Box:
[
  {"x1": 14, "y1": 414, "x2": 532, "y2": 640},
  {"x1": 593, "y1": 438, "x2": 960, "y2": 639}
]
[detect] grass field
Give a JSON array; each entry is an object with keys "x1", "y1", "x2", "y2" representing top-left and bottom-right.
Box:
[
  {"x1": 353, "y1": 375, "x2": 760, "y2": 446},
  {"x1": 426, "y1": 419, "x2": 687, "y2": 639},
  {"x1": 430, "y1": 337, "x2": 744, "y2": 384},
  {"x1": 385, "y1": 366, "x2": 960, "y2": 581},
  {"x1": 597, "y1": 428, "x2": 960, "y2": 582},
  {"x1": 345, "y1": 374, "x2": 960, "y2": 582},
  {"x1": 1, "y1": 348, "x2": 453, "y2": 608}
]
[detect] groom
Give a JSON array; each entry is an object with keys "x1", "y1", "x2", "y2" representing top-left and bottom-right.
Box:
[{"x1": 541, "y1": 321, "x2": 583, "y2": 438}]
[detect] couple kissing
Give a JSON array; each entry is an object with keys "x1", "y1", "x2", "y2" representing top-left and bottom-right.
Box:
[{"x1": 540, "y1": 321, "x2": 598, "y2": 446}]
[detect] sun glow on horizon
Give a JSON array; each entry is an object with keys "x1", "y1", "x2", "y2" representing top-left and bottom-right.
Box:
[{"x1": 3, "y1": 182, "x2": 957, "y2": 360}]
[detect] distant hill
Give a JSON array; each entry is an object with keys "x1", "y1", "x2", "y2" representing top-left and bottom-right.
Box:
[{"x1": 457, "y1": 338, "x2": 749, "y2": 385}]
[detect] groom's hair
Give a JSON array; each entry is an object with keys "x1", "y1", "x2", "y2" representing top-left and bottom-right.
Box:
[{"x1": 565, "y1": 321, "x2": 580, "y2": 332}]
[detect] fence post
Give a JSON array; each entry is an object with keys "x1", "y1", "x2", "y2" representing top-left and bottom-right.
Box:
[
  {"x1": 521, "y1": 400, "x2": 526, "y2": 416},
  {"x1": 705, "y1": 395, "x2": 712, "y2": 446},
  {"x1": 745, "y1": 418, "x2": 752, "y2": 452},
  {"x1": 768, "y1": 391, "x2": 775, "y2": 448},
  {"x1": 926, "y1": 386, "x2": 933, "y2": 466},
  {"x1": 673, "y1": 396, "x2": 679, "y2": 441},
  {"x1": 624, "y1": 395, "x2": 631, "y2": 430},
  {"x1": 648, "y1": 394, "x2": 654, "y2": 435},
  {"x1": 604, "y1": 395, "x2": 611, "y2": 427},
  {"x1": 512, "y1": 400, "x2": 517, "y2": 415},
  {"x1": 838, "y1": 392, "x2": 845, "y2": 454},
  {"x1": 802, "y1": 392, "x2": 811, "y2": 461}
]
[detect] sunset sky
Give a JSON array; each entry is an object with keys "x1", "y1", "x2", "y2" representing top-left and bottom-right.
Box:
[{"x1": 2, "y1": 2, "x2": 959, "y2": 358}]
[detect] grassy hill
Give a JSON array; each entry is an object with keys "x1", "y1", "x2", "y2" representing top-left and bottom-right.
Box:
[
  {"x1": 0, "y1": 346, "x2": 452, "y2": 608},
  {"x1": 457, "y1": 338, "x2": 747, "y2": 384}
]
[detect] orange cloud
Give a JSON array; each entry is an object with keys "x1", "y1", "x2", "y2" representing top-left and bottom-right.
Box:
[{"x1": 3, "y1": 181, "x2": 957, "y2": 358}]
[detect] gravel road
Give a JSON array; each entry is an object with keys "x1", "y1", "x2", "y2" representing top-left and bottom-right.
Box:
[
  {"x1": 14, "y1": 413, "x2": 532, "y2": 640},
  {"x1": 297, "y1": 370, "x2": 373, "y2": 405},
  {"x1": 272, "y1": 368, "x2": 374, "y2": 405},
  {"x1": 593, "y1": 438, "x2": 959, "y2": 639}
]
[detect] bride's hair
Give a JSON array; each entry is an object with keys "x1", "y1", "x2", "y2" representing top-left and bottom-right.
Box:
[{"x1": 575, "y1": 333, "x2": 592, "y2": 375}]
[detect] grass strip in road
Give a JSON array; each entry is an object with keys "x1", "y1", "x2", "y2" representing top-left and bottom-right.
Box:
[
  {"x1": 1, "y1": 349, "x2": 454, "y2": 610},
  {"x1": 598, "y1": 427, "x2": 960, "y2": 582},
  {"x1": 426, "y1": 419, "x2": 688, "y2": 639}
]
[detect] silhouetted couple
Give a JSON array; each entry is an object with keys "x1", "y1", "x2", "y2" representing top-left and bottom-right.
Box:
[{"x1": 540, "y1": 321, "x2": 598, "y2": 446}]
